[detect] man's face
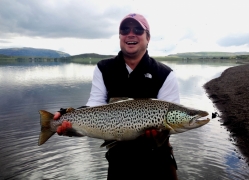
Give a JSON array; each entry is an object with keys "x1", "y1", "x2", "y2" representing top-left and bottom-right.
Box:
[{"x1": 119, "y1": 19, "x2": 150, "y2": 58}]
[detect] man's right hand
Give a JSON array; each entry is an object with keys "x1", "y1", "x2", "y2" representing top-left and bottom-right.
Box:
[
  {"x1": 53, "y1": 109, "x2": 70, "y2": 136},
  {"x1": 53, "y1": 111, "x2": 61, "y2": 120},
  {"x1": 57, "y1": 121, "x2": 72, "y2": 136},
  {"x1": 53, "y1": 107, "x2": 85, "y2": 137}
]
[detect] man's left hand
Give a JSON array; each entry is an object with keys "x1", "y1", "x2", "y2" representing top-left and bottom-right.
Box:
[{"x1": 145, "y1": 129, "x2": 158, "y2": 138}]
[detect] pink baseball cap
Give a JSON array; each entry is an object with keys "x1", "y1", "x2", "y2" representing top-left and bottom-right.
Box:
[{"x1": 119, "y1": 13, "x2": 150, "y2": 32}]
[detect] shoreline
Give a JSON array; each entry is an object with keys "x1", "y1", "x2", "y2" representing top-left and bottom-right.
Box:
[{"x1": 204, "y1": 64, "x2": 249, "y2": 164}]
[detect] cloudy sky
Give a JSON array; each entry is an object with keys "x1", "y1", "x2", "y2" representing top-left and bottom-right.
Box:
[{"x1": 0, "y1": 0, "x2": 248, "y2": 56}]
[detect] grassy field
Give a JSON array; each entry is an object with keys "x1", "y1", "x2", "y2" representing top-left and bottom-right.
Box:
[
  {"x1": 1, "y1": 53, "x2": 249, "y2": 64},
  {"x1": 0, "y1": 54, "x2": 17, "y2": 63},
  {"x1": 65, "y1": 53, "x2": 249, "y2": 64},
  {"x1": 70, "y1": 57, "x2": 107, "y2": 64}
]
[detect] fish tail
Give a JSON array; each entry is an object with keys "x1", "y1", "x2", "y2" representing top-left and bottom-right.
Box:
[{"x1": 38, "y1": 110, "x2": 55, "y2": 146}]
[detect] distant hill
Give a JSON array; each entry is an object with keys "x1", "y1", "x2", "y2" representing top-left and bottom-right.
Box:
[
  {"x1": 168, "y1": 52, "x2": 249, "y2": 57},
  {"x1": 66, "y1": 53, "x2": 115, "y2": 64},
  {"x1": 71, "y1": 53, "x2": 114, "y2": 59},
  {"x1": 1, "y1": 49, "x2": 248, "y2": 64},
  {"x1": 0, "y1": 47, "x2": 70, "y2": 58}
]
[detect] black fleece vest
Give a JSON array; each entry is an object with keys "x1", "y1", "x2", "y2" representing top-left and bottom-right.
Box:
[{"x1": 97, "y1": 51, "x2": 172, "y2": 103}]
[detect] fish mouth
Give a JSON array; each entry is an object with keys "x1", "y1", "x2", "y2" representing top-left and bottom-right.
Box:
[
  {"x1": 198, "y1": 111, "x2": 209, "y2": 117},
  {"x1": 195, "y1": 111, "x2": 210, "y2": 125},
  {"x1": 189, "y1": 111, "x2": 210, "y2": 125}
]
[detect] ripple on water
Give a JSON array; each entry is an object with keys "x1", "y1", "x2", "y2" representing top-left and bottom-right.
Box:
[{"x1": 171, "y1": 116, "x2": 249, "y2": 180}]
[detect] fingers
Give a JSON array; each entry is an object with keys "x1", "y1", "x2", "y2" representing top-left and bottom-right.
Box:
[
  {"x1": 57, "y1": 126, "x2": 63, "y2": 136},
  {"x1": 56, "y1": 121, "x2": 72, "y2": 136},
  {"x1": 145, "y1": 129, "x2": 151, "y2": 137},
  {"x1": 151, "y1": 129, "x2": 158, "y2": 137},
  {"x1": 53, "y1": 112, "x2": 61, "y2": 120},
  {"x1": 145, "y1": 129, "x2": 158, "y2": 138}
]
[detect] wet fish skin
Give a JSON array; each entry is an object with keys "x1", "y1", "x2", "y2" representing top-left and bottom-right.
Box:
[{"x1": 38, "y1": 98, "x2": 210, "y2": 146}]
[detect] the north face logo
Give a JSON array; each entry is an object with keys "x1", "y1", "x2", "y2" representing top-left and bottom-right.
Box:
[{"x1": 144, "y1": 73, "x2": 152, "y2": 78}]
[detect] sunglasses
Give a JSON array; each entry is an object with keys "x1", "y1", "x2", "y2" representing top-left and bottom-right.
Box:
[{"x1": 120, "y1": 27, "x2": 145, "y2": 36}]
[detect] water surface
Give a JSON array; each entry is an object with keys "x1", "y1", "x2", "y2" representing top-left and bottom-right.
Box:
[{"x1": 0, "y1": 62, "x2": 248, "y2": 180}]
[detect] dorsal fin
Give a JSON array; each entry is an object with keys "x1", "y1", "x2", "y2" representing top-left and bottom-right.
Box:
[
  {"x1": 108, "y1": 97, "x2": 155, "y2": 104},
  {"x1": 153, "y1": 130, "x2": 171, "y2": 147},
  {"x1": 108, "y1": 97, "x2": 132, "y2": 103},
  {"x1": 133, "y1": 98, "x2": 153, "y2": 100},
  {"x1": 66, "y1": 107, "x2": 75, "y2": 113}
]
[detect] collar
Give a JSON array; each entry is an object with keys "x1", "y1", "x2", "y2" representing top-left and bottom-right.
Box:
[{"x1": 116, "y1": 51, "x2": 151, "y2": 76}]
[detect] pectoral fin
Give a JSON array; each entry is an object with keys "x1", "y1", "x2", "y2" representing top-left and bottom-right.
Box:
[
  {"x1": 154, "y1": 130, "x2": 170, "y2": 147},
  {"x1": 100, "y1": 140, "x2": 118, "y2": 149}
]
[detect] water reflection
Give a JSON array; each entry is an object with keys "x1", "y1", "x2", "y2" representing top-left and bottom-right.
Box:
[
  {"x1": 0, "y1": 62, "x2": 248, "y2": 180},
  {"x1": 0, "y1": 62, "x2": 94, "y2": 87}
]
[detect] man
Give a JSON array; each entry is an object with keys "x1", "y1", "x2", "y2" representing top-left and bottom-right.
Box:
[{"x1": 55, "y1": 13, "x2": 179, "y2": 180}]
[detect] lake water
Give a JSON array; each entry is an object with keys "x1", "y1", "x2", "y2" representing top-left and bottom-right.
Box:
[{"x1": 0, "y1": 61, "x2": 248, "y2": 180}]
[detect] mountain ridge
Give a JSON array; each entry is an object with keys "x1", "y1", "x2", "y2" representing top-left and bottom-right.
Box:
[{"x1": 0, "y1": 47, "x2": 70, "y2": 58}]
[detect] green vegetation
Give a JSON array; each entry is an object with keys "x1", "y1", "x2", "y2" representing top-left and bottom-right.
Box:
[
  {"x1": 67, "y1": 53, "x2": 114, "y2": 64},
  {"x1": 0, "y1": 54, "x2": 17, "y2": 62},
  {"x1": 154, "y1": 52, "x2": 249, "y2": 64},
  {"x1": 0, "y1": 55, "x2": 68, "y2": 63},
  {"x1": 168, "y1": 52, "x2": 249, "y2": 57},
  {"x1": 0, "y1": 51, "x2": 249, "y2": 64},
  {"x1": 0, "y1": 47, "x2": 70, "y2": 58},
  {"x1": 61, "y1": 52, "x2": 249, "y2": 64}
]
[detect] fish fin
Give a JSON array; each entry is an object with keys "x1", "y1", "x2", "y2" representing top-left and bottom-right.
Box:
[
  {"x1": 108, "y1": 97, "x2": 154, "y2": 104},
  {"x1": 38, "y1": 110, "x2": 55, "y2": 146},
  {"x1": 106, "y1": 142, "x2": 119, "y2": 149},
  {"x1": 100, "y1": 140, "x2": 118, "y2": 149},
  {"x1": 154, "y1": 131, "x2": 170, "y2": 147},
  {"x1": 66, "y1": 107, "x2": 75, "y2": 113},
  {"x1": 133, "y1": 98, "x2": 153, "y2": 100},
  {"x1": 108, "y1": 97, "x2": 130, "y2": 103},
  {"x1": 100, "y1": 140, "x2": 113, "y2": 147},
  {"x1": 163, "y1": 122, "x2": 177, "y2": 134}
]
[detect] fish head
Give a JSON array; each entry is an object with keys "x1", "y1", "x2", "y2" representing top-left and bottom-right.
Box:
[{"x1": 165, "y1": 104, "x2": 210, "y2": 134}]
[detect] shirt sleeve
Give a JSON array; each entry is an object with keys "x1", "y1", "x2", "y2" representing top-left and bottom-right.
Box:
[
  {"x1": 86, "y1": 65, "x2": 108, "y2": 107},
  {"x1": 157, "y1": 71, "x2": 180, "y2": 104}
]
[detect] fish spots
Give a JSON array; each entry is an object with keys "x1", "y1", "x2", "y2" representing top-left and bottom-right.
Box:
[
  {"x1": 166, "y1": 110, "x2": 188, "y2": 124},
  {"x1": 166, "y1": 108, "x2": 201, "y2": 126},
  {"x1": 59, "y1": 99, "x2": 170, "y2": 140}
]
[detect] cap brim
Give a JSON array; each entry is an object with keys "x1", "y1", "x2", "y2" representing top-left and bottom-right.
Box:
[{"x1": 119, "y1": 18, "x2": 146, "y2": 30}]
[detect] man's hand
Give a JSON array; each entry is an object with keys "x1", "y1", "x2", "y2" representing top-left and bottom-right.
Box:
[
  {"x1": 53, "y1": 111, "x2": 61, "y2": 120},
  {"x1": 54, "y1": 107, "x2": 74, "y2": 120},
  {"x1": 142, "y1": 128, "x2": 170, "y2": 148},
  {"x1": 57, "y1": 121, "x2": 72, "y2": 136},
  {"x1": 53, "y1": 109, "x2": 70, "y2": 136},
  {"x1": 53, "y1": 107, "x2": 80, "y2": 136},
  {"x1": 145, "y1": 129, "x2": 158, "y2": 138}
]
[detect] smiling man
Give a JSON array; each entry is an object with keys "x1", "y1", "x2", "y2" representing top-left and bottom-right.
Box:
[
  {"x1": 54, "y1": 13, "x2": 180, "y2": 180},
  {"x1": 86, "y1": 13, "x2": 180, "y2": 180},
  {"x1": 118, "y1": 14, "x2": 150, "y2": 69}
]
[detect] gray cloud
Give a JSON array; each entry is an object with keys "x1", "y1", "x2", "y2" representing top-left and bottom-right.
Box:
[
  {"x1": 0, "y1": 39, "x2": 10, "y2": 43},
  {"x1": 0, "y1": 0, "x2": 130, "y2": 39},
  {"x1": 217, "y1": 33, "x2": 249, "y2": 47}
]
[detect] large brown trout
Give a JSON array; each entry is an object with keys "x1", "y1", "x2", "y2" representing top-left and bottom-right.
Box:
[{"x1": 38, "y1": 98, "x2": 210, "y2": 146}]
